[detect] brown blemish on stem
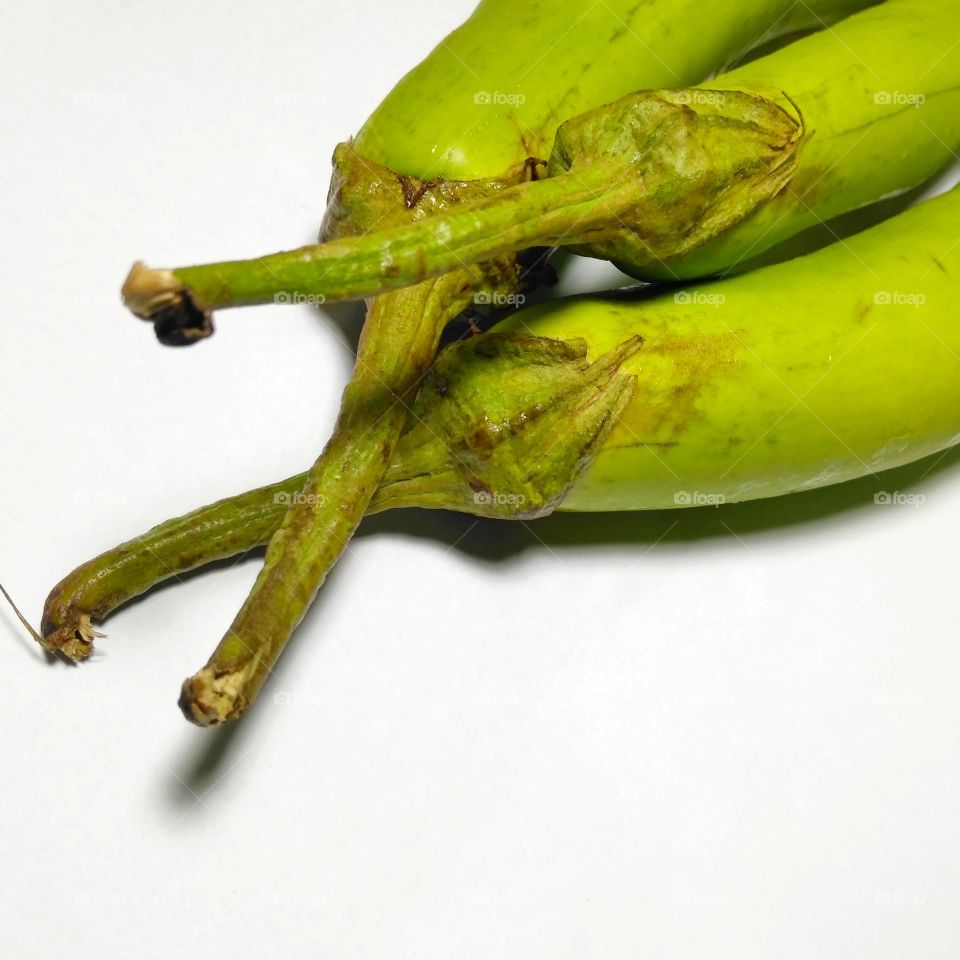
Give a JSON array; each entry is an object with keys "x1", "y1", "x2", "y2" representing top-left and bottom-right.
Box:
[
  {"x1": 151, "y1": 295, "x2": 215, "y2": 346},
  {"x1": 522, "y1": 156, "x2": 549, "y2": 182},
  {"x1": 2, "y1": 581, "x2": 103, "y2": 662},
  {"x1": 397, "y1": 174, "x2": 443, "y2": 210}
]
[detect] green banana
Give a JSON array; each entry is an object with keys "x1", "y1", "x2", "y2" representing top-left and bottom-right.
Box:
[{"x1": 42, "y1": 184, "x2": 960, "y2": 658}]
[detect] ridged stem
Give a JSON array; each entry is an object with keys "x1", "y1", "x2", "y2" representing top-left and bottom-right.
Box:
[
  {"x1": 121, "y1": 162, "x2": 628, "y2": 324},
  {"x1": 177, "y1": 275, "x2": 474, "y2": 725}
]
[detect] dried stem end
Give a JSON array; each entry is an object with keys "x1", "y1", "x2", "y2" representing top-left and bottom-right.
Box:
[
  {"x1": 179, "y1": 662, "x2": 257, "y2": 726},
  {"x1": 121, "y1": 261, "x2": 214, "y2": 346},
  {"x1": 42, "y1": 613, "x2": 105, "y2": 661},
  {"x1": 3, "y1": 582, "x2": 103, "y2": 661}
]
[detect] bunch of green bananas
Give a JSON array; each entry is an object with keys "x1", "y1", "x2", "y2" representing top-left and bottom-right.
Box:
[{"x1": 22, "y1": 0, "x2": 960, "y2": 725}]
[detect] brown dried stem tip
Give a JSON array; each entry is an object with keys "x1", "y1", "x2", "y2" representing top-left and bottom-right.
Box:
[{"x1": 121, "y1": 261, "x2": 214, "y2": 346}]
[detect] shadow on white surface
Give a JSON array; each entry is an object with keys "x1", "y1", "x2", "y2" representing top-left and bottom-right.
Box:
[{"x1": 110, "y1": 438, "x2": 960, "y2": 801}]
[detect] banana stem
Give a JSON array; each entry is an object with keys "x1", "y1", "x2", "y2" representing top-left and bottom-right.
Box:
[{"x1": 122, "y1": 162, "x2": 629, "y2": 325}]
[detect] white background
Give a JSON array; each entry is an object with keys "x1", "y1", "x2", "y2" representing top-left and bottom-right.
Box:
[{"x1": 2, "y1": 2, "x2": 959, "y2": 957}]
